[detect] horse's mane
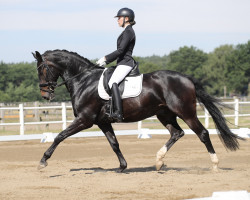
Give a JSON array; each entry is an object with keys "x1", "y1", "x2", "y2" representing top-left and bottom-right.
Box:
[{"x1": 43, "y1": 49, "x2": 95, "y2": 68}]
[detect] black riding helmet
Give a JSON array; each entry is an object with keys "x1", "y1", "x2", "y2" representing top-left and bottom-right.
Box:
[{"x1": 115, "y1": 8, "x2": 135, "y2": 27}]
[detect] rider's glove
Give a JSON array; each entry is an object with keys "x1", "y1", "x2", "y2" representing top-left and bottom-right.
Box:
[{"x1": 96, "y1": 57, "x2": 107, "y2": 66}]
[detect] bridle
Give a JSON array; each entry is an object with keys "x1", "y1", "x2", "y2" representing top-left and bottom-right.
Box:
[
  {"x1": 37, "y1": 60, "x2": 61, "y2": 95},
  {"x1": 37, "y1": 59, "x2": 103, "y2": 95}
]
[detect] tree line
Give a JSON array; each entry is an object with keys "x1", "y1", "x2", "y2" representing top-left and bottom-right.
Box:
[{"x1": 0, "y1": 40, "x2": 249, "y2": 102}]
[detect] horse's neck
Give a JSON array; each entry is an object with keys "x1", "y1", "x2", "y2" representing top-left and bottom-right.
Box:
[
  {"x1": 58, "y1": 59, "x2": 88, "y2": 79},
  {"x1": 64, "y1": 62, "x2": 84, "y2": 76},
  {"x1": 61, "y1": 65, "x2": 103, "y2": 95}
]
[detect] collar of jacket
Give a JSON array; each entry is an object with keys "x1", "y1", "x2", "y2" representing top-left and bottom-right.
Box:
[{"x1": 118, "y1": 25, "x2": 131, "y2": 38}]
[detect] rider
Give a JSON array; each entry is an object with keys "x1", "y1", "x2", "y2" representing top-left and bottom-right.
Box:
[{"x1": 96, "y1": 8, "x2": 136, "y2": 122}]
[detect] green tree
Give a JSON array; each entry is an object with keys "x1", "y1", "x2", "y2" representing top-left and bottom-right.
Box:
[
  {"x1": 1, "y1": 41, "x2": 250, "y2": 102},
  {"x1": 0, "y1": 62, "x2": 8, "y2": 91},
  {"x1": 202, "y1": 45, "x2": 234, "y2": 96},
  {"x1": 224, "y1": 42, "x2": 250, "y2": 96},
  {"x1": 134, "y1": 55, "x2": 168, "y2": 73},
  {"x1": 0, "y1": 62, "x2": 40, "y2": 102},
  {"x1": 0, "y1": 90, "x2": 11, "y2": 102},
  {"x1": 166, "y1": 46, "x2": 208, "y2": 80}
]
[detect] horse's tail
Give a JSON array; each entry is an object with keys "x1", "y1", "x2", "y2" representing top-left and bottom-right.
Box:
[{"x1": 188, "y1": 76, "x2": 245, "y2": 151}]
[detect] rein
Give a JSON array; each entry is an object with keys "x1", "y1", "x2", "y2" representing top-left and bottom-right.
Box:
[
  {"x1": 56, "y1": 70, "x2": 89, "y2": 88},
  {"x1": 38, "y1": 59, "x2": 103, "y2": 92}
]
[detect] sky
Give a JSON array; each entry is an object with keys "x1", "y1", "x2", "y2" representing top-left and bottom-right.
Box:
[{"x1": 0, "y1": 0, "x2": 249, "y2": 63}]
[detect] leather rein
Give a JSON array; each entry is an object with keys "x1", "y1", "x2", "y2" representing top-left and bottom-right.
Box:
[{"x1": 37, "y1": 59, "x2": 102, "y2": 94}]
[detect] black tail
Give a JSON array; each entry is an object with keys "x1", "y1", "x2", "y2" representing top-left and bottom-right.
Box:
[{"x1": 188, "y1": 76, "x2": 245, "y2": 151}]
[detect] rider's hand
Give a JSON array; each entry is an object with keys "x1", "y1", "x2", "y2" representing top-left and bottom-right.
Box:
[{"x1": 96, "y1": 57, "x2": 107, "y2": 66}]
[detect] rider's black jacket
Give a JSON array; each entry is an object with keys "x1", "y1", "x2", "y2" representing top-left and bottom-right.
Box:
[{"x1": 105, "y1": 25, "x2": 136, "y2": 67}]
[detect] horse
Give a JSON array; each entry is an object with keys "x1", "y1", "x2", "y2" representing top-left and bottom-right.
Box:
[{"x1": 32, "y1": 49, "x2": 243, "y2": 172}]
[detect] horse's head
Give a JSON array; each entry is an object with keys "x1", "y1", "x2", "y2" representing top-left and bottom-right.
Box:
[{"x1": 32, "y1": 51, "x2": 62, "y2": 101}]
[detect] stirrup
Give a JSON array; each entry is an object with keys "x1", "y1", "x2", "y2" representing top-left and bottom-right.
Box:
[
  {"x1": 104, "y1": 99, "x2": 123, "y2": 123},
  {"x1": 110, "y1": 112, "x2": 123, "y2": 123}
]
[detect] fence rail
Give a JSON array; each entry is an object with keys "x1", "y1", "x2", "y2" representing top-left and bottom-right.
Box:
[{"x1": 1, "y1": 99, "x2": 250, "y2": 135}]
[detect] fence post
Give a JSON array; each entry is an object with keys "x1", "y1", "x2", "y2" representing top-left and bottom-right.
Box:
[
  {"x1": 19, "y1": 104, "x2": 24, "y2": 135},
  {"x1": 34, "y1": 101, "x2": 39, "y2": 121},
  {"x1": 0, "y1": 103, "x2": 4, "y2": 123},
  {"x1": 138, "y1": 121, "x2": 142, "y2": 130},
  {"x1": 205, "y1": 108, "x2": 209, "y2": 128},
  {"x1": 0, "y1": 103, "x2": 5, "y2": 132},
  {"x1": 234, "y1": 98, "x2": 239, "y2": 126},
  {"x1": 62, "y1": 102, "x2": 67, "y2": 130}
]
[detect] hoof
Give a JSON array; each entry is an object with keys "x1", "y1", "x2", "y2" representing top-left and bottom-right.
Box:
[
  {"x1": 156, "y1": 160, "x2": 164, "y2": 171},
  {"x1": 37, "y1": 161, "x2": 48, "y2": 170},
  {"x1": 116, "y1": 166, "x2": 127, "y2": 173},
  {"x1": 212, "y1": 166, "x2": 219, "y2": 172}
]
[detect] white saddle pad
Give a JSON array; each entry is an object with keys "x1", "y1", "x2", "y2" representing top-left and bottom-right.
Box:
[{"x1": 98, "y1": 69, "x2": 143, "y2": 100}]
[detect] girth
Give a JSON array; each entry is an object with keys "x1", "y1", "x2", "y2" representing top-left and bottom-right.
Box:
[{"x1": 103, "y1": 63, "x2": 140, "y2": 96}]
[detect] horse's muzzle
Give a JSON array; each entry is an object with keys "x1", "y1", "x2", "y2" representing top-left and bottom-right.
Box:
[{"x1": 40, "y1": 89, "x2": 55, "y2": 101}]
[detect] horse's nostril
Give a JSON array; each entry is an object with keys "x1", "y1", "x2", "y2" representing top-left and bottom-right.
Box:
[{"x1": 42, "y1": 96, "x2": 49, "y2": 100}]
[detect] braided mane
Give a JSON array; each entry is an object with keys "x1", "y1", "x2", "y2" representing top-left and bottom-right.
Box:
[{"x1": 43, "y1": 49, "x2": 95, "y2": 68}]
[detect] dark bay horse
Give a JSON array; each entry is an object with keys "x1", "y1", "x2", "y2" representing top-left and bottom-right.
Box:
[{"x1": 33, "y1": 50, "x2": 243, "y2": 172}]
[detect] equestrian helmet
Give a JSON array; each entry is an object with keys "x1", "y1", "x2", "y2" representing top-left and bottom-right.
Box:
[{"x1": 115, "y1": 8, "x2": 135, "y2": 22}]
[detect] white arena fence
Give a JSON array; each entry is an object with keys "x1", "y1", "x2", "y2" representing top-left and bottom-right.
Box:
[{"x1": 0, "y1": 98, "x2": 250, "y2": 136}]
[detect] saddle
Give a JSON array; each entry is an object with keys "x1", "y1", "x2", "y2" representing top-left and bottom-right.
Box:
[{"x1": 103, "y1": 63, "x2": 141, "y2": 96}]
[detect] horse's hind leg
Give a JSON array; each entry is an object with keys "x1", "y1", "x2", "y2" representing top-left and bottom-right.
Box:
[
  {"x1": 98, "y1": 123, "x2": 127, "y2": 172},
  {"x1": 184, "y1": 116, "x2": 219, "y2": 171},
  {"x1": 155, "y1": 111, "x2": 184, "y2": 170}
]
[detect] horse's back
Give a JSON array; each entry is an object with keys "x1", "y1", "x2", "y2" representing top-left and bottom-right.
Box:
[{"x1": 143, "y1": 70, "x2": 195, "y2": 91}]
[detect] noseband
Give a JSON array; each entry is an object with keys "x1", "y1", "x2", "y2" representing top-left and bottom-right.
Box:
[{"x1": 37, "y1": 60, "x2": 65, "y2": 96}]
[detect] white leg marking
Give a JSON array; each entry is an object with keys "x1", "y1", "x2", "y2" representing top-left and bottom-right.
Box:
[
  {"x1": 156, "y1": 145, "x2": 167, "y2": 170},
  {"x1": 209, "y1": 153, "x2": 219, "y2": 172}
]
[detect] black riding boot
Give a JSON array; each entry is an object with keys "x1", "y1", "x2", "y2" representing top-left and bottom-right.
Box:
[{"x1": 110, "y1": 83, "x2": 123, "y2": 122}]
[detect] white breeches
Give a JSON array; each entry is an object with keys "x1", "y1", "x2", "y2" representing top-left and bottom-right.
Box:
[{"x1": 108, "y1": 65, "x2": 132, "y2": 89}]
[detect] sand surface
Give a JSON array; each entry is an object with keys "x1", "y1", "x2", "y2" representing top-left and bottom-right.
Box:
[{"x1": 0, "y1": 134, "x2": 249, "y2": 200}]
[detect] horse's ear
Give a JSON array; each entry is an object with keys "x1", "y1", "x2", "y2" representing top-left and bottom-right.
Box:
[
  {"x1": 32, "y1": 51, "x2": 43, "y2": 63},
  {"x1": 32, "y1": 52, "x2": 37, "y2": 60}
]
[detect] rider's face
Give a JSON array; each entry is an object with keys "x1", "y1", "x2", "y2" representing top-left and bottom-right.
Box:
[
  {"x1": 117, "y1": 16, "x2": 124, "y2": 27},
  {"x1": 117, "y1": 16, "x2": 129, "y2": 27}
]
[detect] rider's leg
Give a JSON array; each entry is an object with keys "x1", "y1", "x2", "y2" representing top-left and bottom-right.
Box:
[
  {"x1": 108, "y1": 65, "x2": 133, "y2": 89},
  {"x1": 108, "y1": 65, "x2": 132, "y2": 122},
  {"x1": 110, "y1": 83, "x2": 123, "y2": 122}
]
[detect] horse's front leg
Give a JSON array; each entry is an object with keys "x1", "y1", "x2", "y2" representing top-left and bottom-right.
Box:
[
  {"x1": 38, "y1": 117, "x2": 93, "y2": 170},
  {"x1": 98, "y1": 123, "x2": 127, "y2": 172}
]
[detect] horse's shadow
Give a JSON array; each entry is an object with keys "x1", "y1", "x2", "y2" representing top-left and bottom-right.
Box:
[
  {"x1": 69, "y1": 166, "x2": 233, "y2": 174},
  {"x1": 49, "y1": 166, "x2": 233, "y2": 178},
  {"x1": 70, "y1": 166, "x2": 158, "y2": 174}
]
